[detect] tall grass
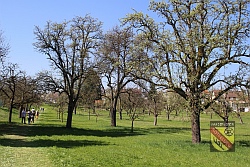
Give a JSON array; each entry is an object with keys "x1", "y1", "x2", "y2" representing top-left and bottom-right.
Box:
[{"x1": 0, "y1": 105, "x2": 249, "y2": 167}]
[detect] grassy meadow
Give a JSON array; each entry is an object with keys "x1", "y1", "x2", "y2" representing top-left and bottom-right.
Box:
[{"x1": 0, "y1": 105, "x2": 250, "y2": 167}]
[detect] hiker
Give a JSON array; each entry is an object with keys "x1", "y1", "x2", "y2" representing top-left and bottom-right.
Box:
[
  {"x1": 27, "y1": 110, "x2": 31, "y2": 124},
  {"x1": 21, "y1": 109, "x2": 26, "y2": 124},
  {"x1": 31, "y1": 108, "x2": 35, "y2": 123}
]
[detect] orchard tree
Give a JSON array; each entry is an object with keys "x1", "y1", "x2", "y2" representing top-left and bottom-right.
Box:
[
  {"x1": 80, "y1": 68, "x2": 102, "y2": 114},
  {"x1": 123, "y1": 0, "x2": 250, "y2": 143},
  {"x1": 97, "y1": 26, "x2": 135, "y2": 126},
  {"x1": 0, "y1": 29, "x2": 10, "y2": 93},
  {"x1": 0, "y1": 30, "x2": 9, "y2": 63},
  {"x1": 0, "y1": 63, "x2": 24, "y2": 122},
  {"x1": 17, "y1": 75, "x2": 43, "y2": 115},
  {"x1": 121, "y1": 88, "x2": 144, "y2": 132},
  {"x1": 0, "y1": 29, "x2": 10, "y2": 105},
  {"x1": 147, "y1": 82, "x2": 163, "y2": 126},
  {"x1": 34, "y1": 15, "x2": 103, "y2": 128},
  {"x1": 56, "y1": 92, "x2": 68, "y2": 122},
  {"x1": 163, "y1": 89, "x2": 189, "y2": 121}
]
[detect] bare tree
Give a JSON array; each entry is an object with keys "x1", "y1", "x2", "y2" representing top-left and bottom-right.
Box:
[
  {"x1": 97, "y1": 26, "x2": 135, "y2": 126},
  {"x1": 0, "y1": 63, "x2": 24, "y2": 122},
  {"x1": 0, "y1": 30, "x2": 9, "y2": 64},
  {"x1": 16, "y1": 75, "x2": 42, "y2": 117},
  {"x1": 120, "y1": 88, "x2": 144, "y2": 132},
  {"x1": 163, "y1": 89, "x2": 189, "y2": 121},
  {"x1": 34, "y1": 15, "x2": 103, "y2": 128},
  {"x1": 56, "y1": 92, "x2": 67, "y2": 122},
  {"x1": 123, "y1": 0, "x2": 250, "y2": 143},
  {"x1": 147, "y1": 82, "x2": 164, "y2": 126}
]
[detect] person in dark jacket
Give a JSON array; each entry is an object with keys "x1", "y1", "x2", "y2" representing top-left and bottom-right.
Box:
[{"x1": 21, "y1": 109, "x2": 26, "y2": 124}]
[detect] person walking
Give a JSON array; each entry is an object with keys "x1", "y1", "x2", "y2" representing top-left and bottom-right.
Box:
[
  {"x1": 27, "y1": 110, "x2": 31, "y2": 124},
  {"x1": 31, "y1": 108, "x2": 35, "y2": 123},
  {"x1": 21, "y1": 109, "x2": 26, "y2": 124}
]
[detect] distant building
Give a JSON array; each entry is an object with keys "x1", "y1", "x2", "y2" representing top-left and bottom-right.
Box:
[{"x1": 211, "y1": 90, "x2": 249, "y2": 112}]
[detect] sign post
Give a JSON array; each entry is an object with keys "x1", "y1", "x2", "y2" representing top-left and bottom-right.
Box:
[{"x1": 210, "y1": 121, "x2": 235, "y2": 152}]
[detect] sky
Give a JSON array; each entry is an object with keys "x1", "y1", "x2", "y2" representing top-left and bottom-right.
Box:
[
  {"x1": 0, "y1": 0, "x2": 153, "y2": 76},
  {"x1": 0, "y1": 1, "x2": 248, "y2": 79}
]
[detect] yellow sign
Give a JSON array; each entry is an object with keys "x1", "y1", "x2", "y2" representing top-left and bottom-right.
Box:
[{"x1": 210, "y1": 121, "x2": 235, "y2": 152}]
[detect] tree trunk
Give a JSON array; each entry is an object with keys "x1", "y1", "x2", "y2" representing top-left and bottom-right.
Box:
[
  {"x1": 19, "y1": 105, "x2": 23, "y2": 118},
  {"x1": 8, "y1": 97, "x2": 14, "y2": 123},
  {"x1": 119, "y1": 96, "x2": 122, "y2": 120},
  {"x1": 119, "y1": 109, "x2": 122, "y2": 120},
  {"x1": 110, "y1": 96, "x2": 118, "y2": 127},
  {"x1": 190, "y1": 95, "x2": 201, "y2": 143},
  {"x1": 131, "y1": 119, "x2": 134, "y2": 132},
  {"x1": 96, "y1": 114, "x2": 98, "y2": 122},
  {"x1": 236, "y1": 112, "x2": 243, "y2": 124},
  {"x1": 66, "y1": 99, "x2": 75, "y2": 128},
  {"x1": 8, "y1": 104, "x2": 13, "y2": 123},
  {"x1": 191, "y1": 110, "x2": 201, "y2": 143},
  {"x1": 110, "y1": 107, "x2": 117, "y2": 126},
  {"x1": 154, "y1": 114, "x2": 158, "y2": 126},
  {"x1": 93, "y1": 105, "x2": 96, "y2": 114},
  {"x1": 61, "y1": 111, "x2": 63, "y2": 123},
  {"x1": 167, "y1": 110, "x2": 170, "y2": 121},
  {"x1": 236, "y1": 105, "x2": 243, "y2": 124}
]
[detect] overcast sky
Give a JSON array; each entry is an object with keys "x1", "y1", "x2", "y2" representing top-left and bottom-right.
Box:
[{"x1": 0, "y1": 0, "x2": 153, "y2": 76}]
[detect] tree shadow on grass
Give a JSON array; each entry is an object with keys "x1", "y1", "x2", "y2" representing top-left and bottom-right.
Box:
[
  {"x1": 0, "y1": 123, "x2": 196, "y2": 149},
  {"x1": 0, "y1": 123, "x2": 194, "y2": 139},
  {"x1": 200, "y1": 139, "x2": 250, "y2": 148},
  {"x1": 237, "y1": 140, "x2": 250, "y2": 147},
  {"x1": 140, "y1": 126, "x2": 191, "y2": 134},
  {"x1": 0, "y1": 123, "x2": 143, "y2": 138},
  {"x1": 0, "y1": 138, "x2": 110, "y2": 148},
  {"x1": 242, "y1": 134, "x2": 250, "y2": 137}
]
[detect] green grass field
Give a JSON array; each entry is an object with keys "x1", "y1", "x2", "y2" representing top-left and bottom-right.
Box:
[{"x1": 0, "y1": 105, "x2": 249, "y2": 167}]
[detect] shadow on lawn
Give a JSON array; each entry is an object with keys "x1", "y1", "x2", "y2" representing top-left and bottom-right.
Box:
[
  {"x1": 141, "y1": 126, "x2": 191, "y2": 134},
  {"x1": 0, "y1": 123, "x2": 117, "y2": 148},
  {"x1": 0, "y1": 123, "x2": 192, "y2": 138},
  {"x1": 0, "y1": 123, "x2": 195, "y2": 148},
  {"x1": 237, "y1": 140, "x2": 250, "y2": 147},
  {"x1": 200, "y1": 138, "x2": 250, "y2": 148},
  {"x1": 0, "y1": 123, "x2": 143, "y2": 138},
  {"x1": 0, "y1": 137, "x2": 109, "y2": 148}
]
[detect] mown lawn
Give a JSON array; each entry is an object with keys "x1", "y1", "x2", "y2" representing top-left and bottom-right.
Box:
[{"x1": 0, "y1": 105, "x2": 249, "y2": 167}]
